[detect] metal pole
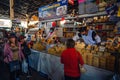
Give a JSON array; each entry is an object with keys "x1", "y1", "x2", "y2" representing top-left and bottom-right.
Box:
[{"x1": 10, "y1": 0, "x2": 14, "y2": 20}]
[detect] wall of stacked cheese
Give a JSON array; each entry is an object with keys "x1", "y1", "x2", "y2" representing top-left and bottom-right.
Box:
[{"x1": 106, "y1": 56, "x2": 115, "y2": 71}]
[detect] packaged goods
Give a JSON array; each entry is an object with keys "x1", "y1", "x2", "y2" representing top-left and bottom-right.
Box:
[
  {"x1": 99, "y1": 7, "x2": 105, "y2": 12},
  {"x1": 48, "y1": 48, "x2": 57, "y2": 54},
  {"x1": 47, "y1": 45, "x2": 66, "y2": 56},
  {"x1": 85, "y1": 50, "x2": 91, "y2": 54},
  {"x1": 97, "y1": 52, "x2": 104, "y2": 56},
  {"x1": 93, "y1": 56, "x2": 99, "y2": 67},
  {"x1": 106, "y1": 63, "x2": 114, "y2": 71},
  {"x1": 103, "y1": 52, "x2": 111, "y2": 57},
  {"x1": 86, "y1": 54, "x2": 93, "y2": 65},
  {"x1": 82, "y1": 54, "x2": 87, "y2": 64},
  {"x1": 90, "y1": 50, "x2": 96, "y2": 54},
  {"x1": 86, "y1": 45, "x2": 91, "y2": 50},
  {"x1": 33, "y1": 42, "x2": 45, "y2": 51},
  {"x1": 99, "y1": 46, "x2": 106, "y2": 52},
  {"x1": 106, "y1": 55, "x2": 115, "y2": 71},
  {"x1": 98, "y1": 1, "x2": 107, "y2": 8},
  {"x1": 80, "y1": 49, "x2": 85, "y2": 55},
  {"x1": 99, "y1": 57, "x2": 106, "y2": 69}
]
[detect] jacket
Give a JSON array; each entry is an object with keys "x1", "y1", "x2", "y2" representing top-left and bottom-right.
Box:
[
  {"x1": 21, "y1": 42, "x2": 31, "y2": 58},
  {"x1": 61, "y1": 48, "x2": 84, "y2": 77},
  {"x1": 4, "y1": 42, "x2": 24, "y2": 63}
]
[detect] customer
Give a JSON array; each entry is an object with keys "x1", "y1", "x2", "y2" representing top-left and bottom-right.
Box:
[
  {"x1": 19, "y1": 35, "x2": 31, "y2": 75},
  {"x1": 61, "y1": 39, "x2": 84, "y2": 80},
  {"x1": 4, "y1": 33, "x2": 24, "y2": 80}
]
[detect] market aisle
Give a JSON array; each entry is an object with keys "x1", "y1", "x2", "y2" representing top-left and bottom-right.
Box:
[
  {"x1": 80, "y1": 65, "x2": 113, "y2": 80},
  {"x1": 0, "y1": 60, "x2": 48, "y2": 80}
]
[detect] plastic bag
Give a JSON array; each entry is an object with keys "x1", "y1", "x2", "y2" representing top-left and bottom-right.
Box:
[{"x1": 22, "y1": 59, "x2": 28, "y2": 73}]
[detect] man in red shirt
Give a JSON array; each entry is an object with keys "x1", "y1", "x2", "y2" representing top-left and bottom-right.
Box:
[{"x1": 61, "y1": 39, "x2": 84, "y2": 80}]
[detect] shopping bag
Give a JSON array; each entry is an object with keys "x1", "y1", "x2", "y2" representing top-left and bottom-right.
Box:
[
  {"x1": 79, "y1": 64, "x2": 87, "y2": 73},
  {"x1": 76, "y1": 51, "x2": 87, "y2": 73},
  {"x1": 9, "y1": 60, "x2": 20, "y2": 72},
  {"x1": 22, "y1": 59, "x2": 28, "y2": 73}
]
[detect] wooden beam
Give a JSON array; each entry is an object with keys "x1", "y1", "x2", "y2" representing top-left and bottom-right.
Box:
[{"x1": 10, "y1": 0, "x2": 14, "y2": 19}]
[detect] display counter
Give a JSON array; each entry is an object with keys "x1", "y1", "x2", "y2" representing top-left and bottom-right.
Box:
[{"x1": 29, "y1": 49, "x2": 114, "y2": 80}]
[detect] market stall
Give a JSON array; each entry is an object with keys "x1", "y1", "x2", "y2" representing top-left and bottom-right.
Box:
[
  {"x1": 28, "y1": 0, "x2": 120, "y2": 80},
  {"x1": 29, "y1": 49, "x2": 114, "y2": 80}
]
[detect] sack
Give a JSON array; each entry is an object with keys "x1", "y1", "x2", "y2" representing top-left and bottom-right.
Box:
[
  {"x1": 22, "y1": 59, "x2": 28, "y2": 73},
  {"x1": 9, "y1": 60, "x2": 20, "y2": 72},
  {"x1": 79, "y1": 64, "x2": 87, "y2": 73}
]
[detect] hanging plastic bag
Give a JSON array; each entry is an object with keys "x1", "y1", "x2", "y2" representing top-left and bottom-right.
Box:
[{"x1": 22, "y1": 59, "x2": 28, "y2": 73}]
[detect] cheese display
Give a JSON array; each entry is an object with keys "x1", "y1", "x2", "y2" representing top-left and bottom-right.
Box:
[
  {"x1": 33, "y1": 42, "x2": 46, "y2": 51},
  {"x1": 47, "y1": 44, "x2": 66, "y2": 56}
]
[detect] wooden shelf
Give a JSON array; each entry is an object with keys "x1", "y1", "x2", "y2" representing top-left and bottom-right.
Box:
[
  {"x1": 96, "y1": 30, "x2": 113, "y2": 31},
  {"x1": 87, "y1": 21, "x2": 116, "y2": 25}
]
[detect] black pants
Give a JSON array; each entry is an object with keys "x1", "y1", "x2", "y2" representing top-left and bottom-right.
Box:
[
  {"x1": 25, "y1": 55, "x2": 31, "y2": 75},
  {"x1": 65, "y1": 75, "x2": 80, "y2": 80},
  {"x1": 10, "y1": 70, "x2": 20, "y2": 80},
  {"x1": 8, "y1": 61, "x2": 21, "y2": 80}
]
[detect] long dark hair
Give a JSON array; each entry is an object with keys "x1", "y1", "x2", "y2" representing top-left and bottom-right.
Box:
[
  {"x1": 66, "y1": 39, "x2": 75, "y2": 48},
  {"x1": 8, "y1": 37, "x2": 18, "y2": 47}
]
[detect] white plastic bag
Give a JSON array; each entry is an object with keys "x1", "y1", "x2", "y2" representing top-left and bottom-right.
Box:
[{"x1": 22, "y1": 59, "x2": 28, "y2": 73}]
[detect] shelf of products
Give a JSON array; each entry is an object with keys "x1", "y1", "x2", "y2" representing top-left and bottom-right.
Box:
[
  {"x1": 63, "y1": 27, "x2": 81, "y2": 38},
  {"x1": 96, "y1": 30, "x2": 113, "y2": 31}
]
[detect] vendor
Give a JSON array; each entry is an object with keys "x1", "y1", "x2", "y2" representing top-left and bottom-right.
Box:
[{"x1": 73, "y1": 27, "x2": 101, "y2": 45}]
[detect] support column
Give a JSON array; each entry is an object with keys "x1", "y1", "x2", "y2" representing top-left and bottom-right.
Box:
[{"x1": 10, "y1": 0, "x2": 14, "y2": 20}]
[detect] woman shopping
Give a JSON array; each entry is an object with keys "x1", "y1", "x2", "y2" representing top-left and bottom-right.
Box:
[
  {"x1": 4, "y1": 33, "x2": 24, "y2": 80},
  {"x1": 61, "y1": 39, "x2": 84, "y2": 80}
]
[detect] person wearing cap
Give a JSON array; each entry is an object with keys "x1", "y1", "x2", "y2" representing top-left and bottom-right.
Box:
[
  {"x1": 4, "y1": 33, "x2": 25, "y2": 80},
  {"x1": 19, "y1": 35, "x2": 31, "y2": 76},
  {"x1": 73, "y1": 27, "x2": 101, "y2": 45}
]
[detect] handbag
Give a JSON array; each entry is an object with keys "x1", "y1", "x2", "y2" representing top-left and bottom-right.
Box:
[
  {"x1": 9, "y1": 60, "x2": 21, "y2": 72},
  {"x1": 76, "y1": 51, "x2": 87, "y2": 73}
]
